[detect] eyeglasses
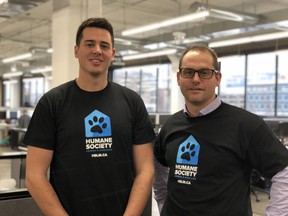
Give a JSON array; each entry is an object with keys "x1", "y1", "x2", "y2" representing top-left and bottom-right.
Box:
[{"x1": 179, "y1": 68, "x2": 219, "y2": 79}]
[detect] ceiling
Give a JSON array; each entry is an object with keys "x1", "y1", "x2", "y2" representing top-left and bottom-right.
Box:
[{"x1": 1, "y1": 0, "x2": 288, "y2": 76}]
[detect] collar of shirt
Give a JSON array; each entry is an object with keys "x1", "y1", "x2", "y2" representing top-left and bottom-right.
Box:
[{"x1": 184, "y1": 96, "x2": 221, "y2": 117}]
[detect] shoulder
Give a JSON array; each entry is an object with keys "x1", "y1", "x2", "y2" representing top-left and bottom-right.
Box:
[
  {"x1": 221, "y1": 102, "x2": 261, "y2": 119},
  {"x1": 36, "y1": 80, "x2": 76, "y2": 110},
  {"x1": 110, "y1": 82, "x2": 137, "y2": 93},
  {"x1": 218, "y1": 102, "x2": 264, "y2": 127},
  {"x1": 40, "y1": 80, "x2": 75, "y2": 101},
  {"x1": 45, "y1": 80, "x2": 75, "y2": 96},
  {"x1": 110, "y1": 82, "x2": 142, "y2": 99},
  {"x1": 162, "y1": 110, "x2": 186, "y2": 126},
  {"x1": 170, "y1": 110, "x2": 185, "y2": 120}
]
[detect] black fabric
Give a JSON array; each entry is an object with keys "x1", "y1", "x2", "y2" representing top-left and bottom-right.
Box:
[
  {"x1": 24, "y1": 80, "x2": 155, "y2": 216},
  {"x1": 154, "y1": 102, "x2": 288, "y2": 216}
]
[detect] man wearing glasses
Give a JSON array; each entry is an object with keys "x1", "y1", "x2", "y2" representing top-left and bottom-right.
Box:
[{"x1": 153, "y1": 45, "x2": 288, "y2": 215}]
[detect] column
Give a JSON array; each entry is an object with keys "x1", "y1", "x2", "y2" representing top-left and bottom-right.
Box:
[
  {"x1": 51, "y1": 0, "x2": 102, "y2": 87},
  {"x1": 168, "y1": 54, "x2": 184, "y2": 114}
]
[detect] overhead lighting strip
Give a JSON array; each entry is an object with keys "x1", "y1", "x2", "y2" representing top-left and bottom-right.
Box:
[
  {"x1": 31, "y1": 66, "x2": 52, "y2": 74},
  {"x1": 2, "y1": 53, "x2": 32, "y2": 63},
  {"x1": 209, "y1": 31, "x2": 288, "y2": 48},
  {"x1": 46, "y1": 48, "x2": 53, "y2": 53},
  {"x1": 122, "y1": 11, "x2": 210, "y2": 36},
  {"x1": 209, "y1": 9, "x2": 257, "y2": 23},
  {"x1": 122, "y1": 48, "x2": 177, "y2": 61},
  {"x1": 2, "y1": 71, "x2": 23, "y2": 78},
  {"x1": 0, "y1": 0, "x2": 8, "y2": 4},
  {"x1": 121, "y1": 8, "x2": 258, "y2": 37}
]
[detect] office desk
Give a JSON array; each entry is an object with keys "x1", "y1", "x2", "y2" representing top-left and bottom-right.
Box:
[
  {"x1": 9, "y1": 127, "x2": 27, "y2": 150},
  {"x1": 0, "y1": 123, "x2": 27, "y2": 150},
  {"x1": 0, "y1": 188, "x2": 42, "y2": 216},
  {"x1": 0, "y1": 150, "x2": 27, "y2": 189},
  {"x1": 0, "y1": 123, "x2": 15, "y2": 146}
]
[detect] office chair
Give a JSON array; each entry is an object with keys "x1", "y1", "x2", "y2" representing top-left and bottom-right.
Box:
[
  {"x1": 251, "y1": 169, "x2": 270, "y2": 202},
  {"x1": 264, "y1": 120, "x2": 280, "y2": 138}
]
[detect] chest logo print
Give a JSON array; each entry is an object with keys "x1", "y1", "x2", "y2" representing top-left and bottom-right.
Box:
[
  {"x1": 174, "y1": 135, "x2": 200, "y2": 183},
  {"x1": 84, "y1": 110, "x2": 111, "y2": 137},
  {"x1": 176, "y1": 135, "x2": 200, "y2": 165}
]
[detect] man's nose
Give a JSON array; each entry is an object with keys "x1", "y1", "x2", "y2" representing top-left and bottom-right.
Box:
[
  {"x1": 92, "y1": 45, "x2": 101, "y2": 54},
  {"x1": 191, "y1": 71, "x2": 201, "y2": 81}
]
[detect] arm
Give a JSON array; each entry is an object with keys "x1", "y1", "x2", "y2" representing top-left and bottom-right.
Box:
[
  {"x1": 265, "y1": 165, "x2": 288, "y2": 216},
  {"x1": 153, "y1": 158, "x2": 169, "y2": 213},
  {"x1": 25, "y1": 146, "x2": 68, "y2": 216},
  {"x1": 123, "y1": 143, "x2": 154, "y2": 216}
]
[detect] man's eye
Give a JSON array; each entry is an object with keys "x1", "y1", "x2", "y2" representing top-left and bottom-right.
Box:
[
  {"x1": 200, "y1": 70, "x2": 210, "y2": 75},
  {"x1": 185, "y1": 70, "x2": 194, "y2": 75},
  {"x1": 101, "y1": 44, "x2": 109, "y2": 49},
  {"x1": 86, "y1": 43, "x2": 94, "y2": 47}
]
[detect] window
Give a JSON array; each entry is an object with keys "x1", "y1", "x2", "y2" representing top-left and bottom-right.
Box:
[
  {"x1": 277, "y1": 50, "x2": 288, "y2": 116},
  {"x1": 2, "y1": 79, "x2": 19, "y2": 107},
  {"x1": 219, "y1": 55, "x2": 245, "y2": 108},
  {"x1": 246, "y1": 52, "x2": 276, "y2": 116},
  {"x1": 113, "y1": 64, "x2": 171, "y2": 113},
  {"x1": 22, "y1": 77, "x2": 45, "y2": 107}
]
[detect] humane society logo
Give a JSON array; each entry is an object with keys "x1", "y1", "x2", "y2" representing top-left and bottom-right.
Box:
[
  {"x1": 174, "y1": 135, "x2": 200, "y2": 185},
  {"x1": 84, "y1": 109, "x2": 113, "y2": 158}
]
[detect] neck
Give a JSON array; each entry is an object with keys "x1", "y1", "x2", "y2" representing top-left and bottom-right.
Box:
[
  {"x1": 185, "y1": 96, "x2": 217, "y2": 117},
  {"x1": 185, "y1": 104, "x2": 201, "y2": 117},
  {"x1": 76, "y1": 77, "x2": 108, "y2": 92}
]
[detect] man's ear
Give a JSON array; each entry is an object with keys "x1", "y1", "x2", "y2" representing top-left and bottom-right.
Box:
[
  {"x1": 176, "y1": 72, "x2": 181, "y2": 86},
  {"x1": 74, "y1": 45, "x2": 79, "y2": 58},
  {"x1": 216, "y1": 72, "x2": 222, "y2": 86}
]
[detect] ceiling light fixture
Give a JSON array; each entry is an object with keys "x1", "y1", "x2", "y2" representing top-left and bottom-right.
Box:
[
  {"x1": 2, "y1": 53, "x2": 32, "y2": 63},
  {"x1": 0, "y1": 0, "x2": 8, "y2": 4},
  {"x1": 3, "y1": 80, "x2": 18, "y2": 85},
  {"x1": 31, "y1": 66, "x2": 52, "y2": 74},
  {"x1": 209, "y1": 9, "x2": 256, "y2": 23},
  {"x1": 46, "y1": 48, "x2": 53, "y2": 53},
  {"x1": 121, "y1": 8, "x2": 257, "y2": 36},
  {"x1": 114, "y1": 38, "x2": 132, "y2": 45},
  {"x1": 122, "y1": 48, "x2": 177, "y2": 61},
  {"x1": 122, "y1": 11, "x2": 209, "y2": 36},
  {"x1": 209, "y1": 31, "x2": 288, "y2": 48},
  {"x1": 2, "y1": 71, "x2": 23, "y2": 78}
]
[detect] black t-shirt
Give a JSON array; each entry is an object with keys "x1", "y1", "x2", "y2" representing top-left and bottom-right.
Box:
[
  {"x1": 154, "y1": 102, "x2": 288, "y2": 216},
  {"x1": 24, "y1": 80, "x2": 155, "y2": 216}
]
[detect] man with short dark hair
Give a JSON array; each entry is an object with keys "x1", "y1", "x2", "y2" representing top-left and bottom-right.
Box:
[{"x1": 25, "y1": 17, "x2": 155, "y2": 216}]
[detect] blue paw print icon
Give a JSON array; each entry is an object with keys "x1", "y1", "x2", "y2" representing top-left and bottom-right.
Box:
[
  {"x1": 84, "y1": 110, "x2": 111, "y2": 137},
  {"x1": 176, "y1": 135, "x2": 200, "y2": 165}
]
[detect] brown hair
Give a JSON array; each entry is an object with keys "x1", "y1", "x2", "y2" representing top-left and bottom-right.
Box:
[
  {"x1": 75, "y1": 17, "x2": 114, "y2": 47},
  {"x1": 178, "y1": 45, "x2": 219, "y2": 70}
]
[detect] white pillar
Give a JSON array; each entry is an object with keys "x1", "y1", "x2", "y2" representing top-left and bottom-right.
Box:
[
  {"x1": 10, "y1": 80, "x2": 20, "y2": 108},
  {"x1": 51, "y1": 0, "x2": 102, "y2": 87},
  {"x1": 168, "y1": 54, "x2": 184, "y2": 114}
]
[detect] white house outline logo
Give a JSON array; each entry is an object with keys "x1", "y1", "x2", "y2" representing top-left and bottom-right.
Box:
[
  {"x1": 176, "y1": 135, "x2": 200, "y2": 165},
  {"x1": 84, "y1": 110, "x2": 111, "y2": 137}
]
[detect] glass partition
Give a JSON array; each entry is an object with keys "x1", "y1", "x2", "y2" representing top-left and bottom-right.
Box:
[
  {"x1": 246, "y1": 52, "x2": 276, "y2": 116},
  {"x1": 113, "y1": 63, "x2": 171, "y2": 113},
  {"x1": 219, "y1": 55, "x2": 246, "y2": 108},
  {"x1": 277, "y1": 50, "x2": 288, "y2": 116}
]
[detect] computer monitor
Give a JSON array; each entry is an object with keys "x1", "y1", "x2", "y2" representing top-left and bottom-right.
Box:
[
  {"x1": 0, "y1": 111, "x2": 6, "y2": 120},
  {"x1": 5, "y1": 110, "x2": 21, "y2": 120},
  {"x1": 9, "y1": 111, "x2": 19, "y2": 119},
  {"x1": 149, "y1": 114, "x2": 156, "y2": 125},
  {"x1": 159, "y1": 114, "x2": 171, "y2": 126}
]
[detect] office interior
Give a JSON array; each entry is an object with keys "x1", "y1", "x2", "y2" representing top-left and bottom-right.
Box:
[{"x1": 0, "y1": 0, "x2": 288, "y2": 215}]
